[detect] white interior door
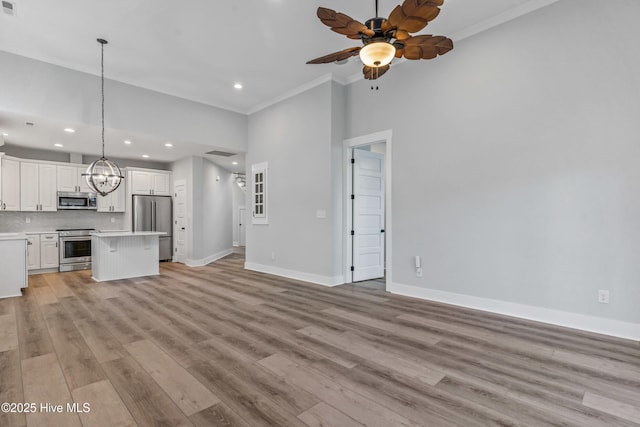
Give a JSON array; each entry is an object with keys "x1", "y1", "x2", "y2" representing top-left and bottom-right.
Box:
[
  {"x1": 352, "y1": 148, "x2": 385, "y2": 282},
  {"x1": 174, "y1": 180, "x2": 187, "y2": 263},
  {"x1": 238, "y1": 207, "x2": 246, "y2": 247}
]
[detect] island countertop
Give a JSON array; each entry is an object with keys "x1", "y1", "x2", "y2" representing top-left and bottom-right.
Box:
[
  {"x1": 91, "y1": 231, "x2": 167, "y2": 237},
  {"x1": 0, "y1": 232, "x2": 28, "y2": 241}
]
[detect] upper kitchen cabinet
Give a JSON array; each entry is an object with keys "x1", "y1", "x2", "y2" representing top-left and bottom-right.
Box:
[
  {"x1": 21, "y1": 161, "x2": 57, "y2": 212},
  {"x1": 1, "y1": 157, "x2": 20, "y2": 211},
  {"x1": 57, "y1": 165, "x2": 91, "y2": 193},
  {"x1": 129, "y1": 169, "x2": 171, "y2": 196},
  {"x1": 97, "y1": 181, "x2": 125, "y2": 212}
]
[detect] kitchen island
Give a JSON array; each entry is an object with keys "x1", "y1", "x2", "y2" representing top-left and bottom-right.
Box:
[
  {"x1": 91, "y1": 231, "x2": 166, "y2": 282},
  {"x1": 0, "y1": 233, "x2": 28, "y2": 298}
]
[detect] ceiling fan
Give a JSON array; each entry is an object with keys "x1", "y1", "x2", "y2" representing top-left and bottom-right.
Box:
[{"x1": 307, "y1": 0, "x2": 453, "y2": 80}]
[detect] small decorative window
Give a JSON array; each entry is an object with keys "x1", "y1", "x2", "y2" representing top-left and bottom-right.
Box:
[{"x1": 251, "y1": 161, "x2": 268, "y2": 224}]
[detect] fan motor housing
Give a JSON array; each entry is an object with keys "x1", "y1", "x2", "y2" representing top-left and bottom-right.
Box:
[{"x1": 364, "y1": 17, "x2": 387, "y2": 39}]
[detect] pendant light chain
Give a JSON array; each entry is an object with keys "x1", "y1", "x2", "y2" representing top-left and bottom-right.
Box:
[
  {"x1": 82, "y1": 38, "x2": 124, "y2": 197},
  {"x1": 100, "y1": 39, "x2": 106, "y2": 159}
]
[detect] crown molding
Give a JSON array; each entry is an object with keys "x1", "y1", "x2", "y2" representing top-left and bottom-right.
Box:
[{"x1": 246, "y1": 73, "x2": 335, "y2": 115}]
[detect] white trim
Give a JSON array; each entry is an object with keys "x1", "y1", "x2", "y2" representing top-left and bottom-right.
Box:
[
  {"x1": 343, "y1": 130, "x2": 393, "y2": 290},
  {"x1": 389, "y1": 282, "x2": 640, "y2": 341},
  {"x1": 232, "y1": 241, "x2": 240, "y2": 247},
  {"x1": 341, "y1": 0, "x2": 560, "y2": 85},
  {"x1": 186, "y1": 248, "x2": 233, "y2": 267},
  {"x1": 245, "y1": 262, "x2": 344, "y2": 287},
  {"x1": 247, "y1": 74, "x2": 334, "y2": 115},
  {"x1": 251, "y1": 161, "x2": 269, "y2": 225}
]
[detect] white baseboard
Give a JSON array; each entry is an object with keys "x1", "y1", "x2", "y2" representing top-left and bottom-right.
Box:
[
  {"x1": 186, "y1": 248, "x2": 234, "y2": 267},
  {"x1": 389, "y1": 282, "x2": 640, "y2": 341},
  {"x1": 245, "y1": 262, "x2": 344, "y2": 287}
]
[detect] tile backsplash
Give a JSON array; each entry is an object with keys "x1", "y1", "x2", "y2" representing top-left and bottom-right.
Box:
[{"x1": 0, "y1": 211, "x2": 127, "y2": 233}]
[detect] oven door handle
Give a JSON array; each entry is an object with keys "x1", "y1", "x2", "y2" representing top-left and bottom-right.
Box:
[{"x1": 60, "y1": 236, "x2": 92, "y2": 241}]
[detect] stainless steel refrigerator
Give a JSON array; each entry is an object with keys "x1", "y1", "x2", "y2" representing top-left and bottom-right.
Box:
[{"x1": 132, "y1": 195, "x2": 173, "y2": 261}]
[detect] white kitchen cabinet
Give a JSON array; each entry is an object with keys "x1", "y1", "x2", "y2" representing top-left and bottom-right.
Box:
[
  {"x1": 26, "y1": 233, "x2": 59, "y2": 271},
  {"x1": 0, "y1": 234, "x2": 28, "y2": 297},
  {"x1": 97, "y1": 182, "x2": 125, "y2": 212},
  {"x1": 40, "y1": 233, "x2": 59, "y2": 269},
  {"x1": 57, "y1": 165, "x2": 91, "y2": 193},
  {"x1": 130, "y1": 170, "x2": 171, "y2": 196},
  {"x1": 1, "y1": 157, "x2": 20, "y2": 211},
  {"x1": 26, "y1": 234, "x2": 41, "y2": 270},
  {"x1": 21, "y1": 162, "x2": 57, "y2": 212}
]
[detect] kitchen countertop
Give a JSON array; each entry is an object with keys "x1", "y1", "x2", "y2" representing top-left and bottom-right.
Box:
[
  {"x1": 0, "y1": 232, "x2": 28, "y2": 241},
  {"x1": 91, "y1": 231, "x2": 167, "y2": 237}
]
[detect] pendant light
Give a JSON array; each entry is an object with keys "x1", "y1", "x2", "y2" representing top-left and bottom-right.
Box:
[{"x1": 83, "y1": 38, "x2": 124, "y2": 197}]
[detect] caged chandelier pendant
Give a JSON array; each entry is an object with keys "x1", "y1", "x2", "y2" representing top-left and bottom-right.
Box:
[{"x1": 83, "y1": 38, "x2": 124, "y2": 197}]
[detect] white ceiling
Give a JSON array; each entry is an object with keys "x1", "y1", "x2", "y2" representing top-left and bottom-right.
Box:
[{"x1": 0, "y1": 0, "x2": 555, "y2": 165}]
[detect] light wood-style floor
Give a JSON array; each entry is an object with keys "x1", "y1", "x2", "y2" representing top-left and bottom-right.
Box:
[{"x1": 1, "y1": 251, "x2": 639, "y2": 426}]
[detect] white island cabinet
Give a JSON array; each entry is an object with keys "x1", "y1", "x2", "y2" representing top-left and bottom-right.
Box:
[
  {"x1": 0, "y1": 233, "x2": 28, "y2": 298},
  {"x1": 91, "y1": 231, "x2": 166, "y2": 282}
]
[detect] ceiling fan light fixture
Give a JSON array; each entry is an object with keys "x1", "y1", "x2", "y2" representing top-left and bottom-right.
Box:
[{"x1": 359, "y1": 42, "x2": 395, "y2": 68}]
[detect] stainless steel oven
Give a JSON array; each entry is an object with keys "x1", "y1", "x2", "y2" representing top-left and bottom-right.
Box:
[{"x1": 58, "y1": 229, "x2": 94, "y2": 272}]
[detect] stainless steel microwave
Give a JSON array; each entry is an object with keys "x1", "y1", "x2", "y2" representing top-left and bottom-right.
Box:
[{"x1": 57, "y1": 191, "x2": 98, "y2": 210}]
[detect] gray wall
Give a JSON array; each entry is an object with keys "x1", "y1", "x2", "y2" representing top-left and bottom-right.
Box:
[
  {"x1": 0, "y1": 51, "x2": 248, "y2": 153},
  {"x1": 171, "y1": 156, "x2": 233, "y2": 263},
  {"x1": 196, "y1": 158, "x2": 233, "y2": 259},
  {"x1": 344, "y1": 0, "x2": 640, "y2": 323},
  {"x1": 246, "y1": 81, "x2": 343, "y2": 282}
]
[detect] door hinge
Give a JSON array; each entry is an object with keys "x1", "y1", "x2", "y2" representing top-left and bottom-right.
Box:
[
  {"x1": 351, "y1": 194, "x2": 355, "y2": 200},
  {"x1": 350, "y1": 230, "x2": 354, "y2": 236},
  {"x1": 350, "y1": 266, "x2": 354, "y2": 272},
  {"x1": 351, "y1": 158, "x2": 355, "y2": 164}
]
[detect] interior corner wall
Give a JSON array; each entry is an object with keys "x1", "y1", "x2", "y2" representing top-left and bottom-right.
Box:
[
  {"x1": 0, "y1": 51, "x2": 248, "y2": 152},
  {"x1": 171, "y1": 156, "x2": 234, "y2": 264},
  {"x1": 345, "y1": 0, "x2": 640, "y2": 329},
  {"x1": 246, "y1": 81, "x2": 342, "y2": 284},
  {"x1": 195, "y1": 158, "x2": 233, "y2": 260}
]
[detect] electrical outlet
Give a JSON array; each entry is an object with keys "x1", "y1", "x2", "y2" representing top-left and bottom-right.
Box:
[
  {"x1": 416, "y1": 267, "x2": 423, "y2": 278},
  {"x1": 598, "y1": 290, "x2": 610, "y2": 304},
  {"x1": 110, "y1": 217, "x2": 116, "y2": 223},
  {"x1": 271, "y1": 252, "x2": 276, "y2": 261},
  {"x1": 25, "y1": 217, "x2": 30, "y2": 224}
]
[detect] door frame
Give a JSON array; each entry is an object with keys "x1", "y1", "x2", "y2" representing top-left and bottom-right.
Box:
[
  {"x1": 173, "y1": 179, "x2": 187, "y2": 263},
  {"x1": 343, "y1": 129, "x2": 392, "y2": 289}
]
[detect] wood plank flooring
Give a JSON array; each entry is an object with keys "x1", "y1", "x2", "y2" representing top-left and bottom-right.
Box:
[{"x1": 1, "y1": 250, "x2": 639, "y2": 426}]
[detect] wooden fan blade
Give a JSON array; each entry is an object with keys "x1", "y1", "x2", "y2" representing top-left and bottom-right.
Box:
[
  {"x1": 387, "y1": 0, "x2": 443, "y2": 34},
  {"x1": 307, "y1": 47, "x2": 361, "y2": 64},
  {"x1": 317, "y1": 7, "x2": 375, "y2": 39},
  {"x1": 400, "y1": 35, "x2": 453, "y2": 60},
  {"x1": 363, "y1": 64, "x2": 390, "y2": 80}
]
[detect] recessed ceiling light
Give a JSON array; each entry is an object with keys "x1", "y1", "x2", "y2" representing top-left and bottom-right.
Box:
[
  {"x1": 142, "y1": 154, "x2": 149, "y2": 158},
  {"x1": 54, "y1": 143, "x2": 64, "y2": 147},
  {"x1": 124, "y1": 140, "x2": 132, "y2": 145},
  {"x1": 232, "y1": 161, "x2": 238, "y2": 165},
  {"x1": 64, "y1": 128, "x2": 75, "y2": 133},
  {"x1": 164, "y1": 143, "x2": 173, "y2": 148},
  {"x1": 234, "y1": 83, "x2": 243, "y2": 89}
]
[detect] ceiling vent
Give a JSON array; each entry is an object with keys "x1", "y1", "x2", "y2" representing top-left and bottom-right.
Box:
[
  {"x1": 2, "y1": 1, "x2": 15, "y2": 16},
  {"x1": 205, "y1": 150, "x2": 236, "y2": 157}
]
